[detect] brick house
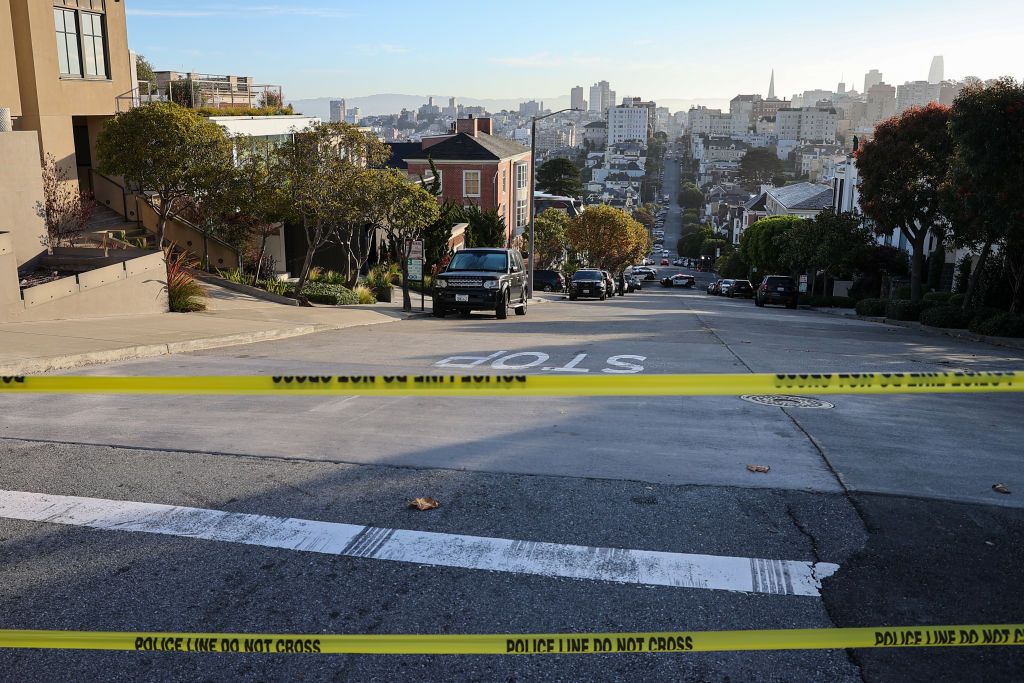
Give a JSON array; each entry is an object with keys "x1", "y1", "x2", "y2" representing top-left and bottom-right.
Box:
[{"x1": 401, "y1": 117, "x2": 532, "y2": 246}]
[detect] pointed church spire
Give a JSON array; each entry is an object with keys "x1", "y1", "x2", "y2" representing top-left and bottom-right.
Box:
[{"x1": 768, "y1": 70, "x2": 776, "y2": 100}]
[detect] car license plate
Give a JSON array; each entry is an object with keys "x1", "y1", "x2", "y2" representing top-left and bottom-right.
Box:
[
  {"x1": 456, "y1": 294, "x2": 468, "y2": 302},
  {"x1": 776, "y1": 287, "x2": 785, "y2": 292},
  {"x1": 583, "y1": 289, "x2": 591, "y2": 294}
]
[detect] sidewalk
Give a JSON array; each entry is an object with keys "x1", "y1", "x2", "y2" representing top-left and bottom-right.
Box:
[{"x1": 0, "y1": 282, "x2": 416, "y2": 374}]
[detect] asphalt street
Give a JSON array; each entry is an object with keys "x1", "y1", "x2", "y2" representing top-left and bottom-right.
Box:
[{"x1": 2, "y1": 154, "x2": 1023, "y2": 681}]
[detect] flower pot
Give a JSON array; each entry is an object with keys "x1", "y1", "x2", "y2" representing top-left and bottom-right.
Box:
[{"x1": 374, "y1": 287, "x2": 393, "y2": 303}]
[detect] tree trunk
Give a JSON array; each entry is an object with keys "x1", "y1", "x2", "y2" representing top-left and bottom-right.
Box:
[
  {"x1": 253, "y1": 232, "x2": 269, "y2": 284},
  {"x1": 293, "y1": 245, "x2": 316, "y2": 305},
  {"x1": 963, "y1": 238, "x2": 993, "y2": 311},
  {"x1": 909, "y1": 233, "x2": 926, "y2": 302},
  {"x1": 156, "y1": 208, "x2": 169, "y2": 251}
]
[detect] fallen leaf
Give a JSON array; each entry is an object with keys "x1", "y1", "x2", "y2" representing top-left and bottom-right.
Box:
[
  {"x1": 992, "y1": 483, "x2": 1011, "y2": 495},
  {"x1": 747, "y1": 464, "x2": 771, "y2": 474},
  {"x1": 408, "y1": 497, "x2": 441, "y2": 510}
]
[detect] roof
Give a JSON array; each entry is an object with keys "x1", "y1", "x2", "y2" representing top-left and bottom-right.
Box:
[
  {"x1": 769, "y1": 183, "x2": 834, "y2": 210},
  {"x1": 744, "y1": 193, "x2": 768, "y2": 211},
  {"x1": 584, "y1": 121, "x2": 607, "y2": 129},
  {"x1": 405, "y1": 132, "x2": 529, "y2": 162},
  {"x1": 384, "y1": 142, "x2": 422, "y2": 170}
]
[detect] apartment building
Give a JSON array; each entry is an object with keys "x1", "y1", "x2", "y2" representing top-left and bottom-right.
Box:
[
  {"x1": 896, "y1": 81, "x2": 941, "y2": 113},
  {"x1": 775, "y1": 107, "x2": 838, "y2": 143},
  {"x1": 607, "y1": 101, "x2": 650, "y2": 145},
  {"x1": 1, "y1": 0, "x2": 168, "y2": 322}
]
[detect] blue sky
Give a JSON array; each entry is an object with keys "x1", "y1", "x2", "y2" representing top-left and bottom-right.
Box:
[{"x1": 126, "y1": 0, "x2": 1024, "y2": 103}]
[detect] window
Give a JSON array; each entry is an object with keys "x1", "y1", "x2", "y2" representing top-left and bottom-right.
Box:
[
  {"x1": 515, "y1": 163, "x2": 529, "y2": 190},
  {"x1": 515, "y1": 198, "x2": 528, "y2": 229},
  {"x1": 54, "y1": 9, "x2": 81, "y2": 77},
  {"x1": 54, "y1": 5, "x2": 108, "y2": 79},
  {"x1": 463, "y1": 170, "x2": 481, "y2": 198},
  {"x1": 80, "y1": 13, "x2": 106, "y2": 77}
]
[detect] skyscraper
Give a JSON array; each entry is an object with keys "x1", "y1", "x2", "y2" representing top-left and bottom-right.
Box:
[
  {"x1": 768, "y1": 70, "x2": 777, "y2": 100},
  {"x1": 929, "y1": 56, "x2": 944, "y2": 84},
  {"x1": 330, "y1": 99, "x2": 346, "y2": 123},
  {"x1": 864, "y1": 69, "x2": 883, "y2": 92},
  {"x1": 571, "y1": 86, "x2": 585, "y2": 112},
  {"x1": 589, "y1": 81, "x2": 613, "y2": 113}
]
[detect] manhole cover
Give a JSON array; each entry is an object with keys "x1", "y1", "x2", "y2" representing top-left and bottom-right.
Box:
[{"x1": 740, "y1": 395, "x2": 835, "y2": 409}]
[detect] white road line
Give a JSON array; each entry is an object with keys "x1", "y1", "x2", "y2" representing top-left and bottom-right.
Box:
[{"x1": 0, "y1": 490, "x2": 838, "y2": 597}]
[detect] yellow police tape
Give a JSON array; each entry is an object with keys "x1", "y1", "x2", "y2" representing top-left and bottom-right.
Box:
[
  {"x1": 1, "y1": 625, "x2": 1022, "y2": 654},
  {"x1": 0, "y1": 371, "x2": 1022, "y2": 397}
]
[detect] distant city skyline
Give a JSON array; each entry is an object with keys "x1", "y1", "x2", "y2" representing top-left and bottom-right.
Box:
[{"x1": 126, "y1": 0, "x2": 1023, "y2": 103}]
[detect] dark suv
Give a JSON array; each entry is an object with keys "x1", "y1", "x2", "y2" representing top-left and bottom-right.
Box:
[
  {"x1": 533, "y1": 269, "x2": 565, "y2": 293},
  {"x1": 568, "y1": 269, "x2": 607, "y2": 300},
  {"x1": 433, "y1": 248, "x2": 529, "y2": 319},
  {"x1": 755, "y1": 275, "x2": 798, "y2": 308}
]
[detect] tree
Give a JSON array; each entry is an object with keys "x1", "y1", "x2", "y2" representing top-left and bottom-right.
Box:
[
  {"x1": 701, "y1": 238, "x2": 731, "y2": 257},
  {"x1": 35, "y1": 154, "x2": 95, "y2": 250},
  {"x1": 737, "y1": 148, "x2": 784, "y2": 190},
  {"x1": 632, "y1": 208, "x2": 654, "y2": 229},
  {"x1": 277, "y1": 121, "x2": 390, "y2": 297},
  {"x1": 716, "y1": 251, "x2": 750, "y2": 279},
  {"x1": 567, "y1": 205, "x2": 648, "y2": 273},
  {"x1": 739, "y1": 215, "x2": 802, "y2": 275},
  {"x1": 97, "y1": 102, "x2": 233, "y2": 249},
  {"x1": 423, "y1": 199, "x2": 463, "y2": 274},
  {"x1": 463, "y1": 204, "x2": 507, "y2": 248},
  {"x1": 678, "y1": 225, "x2": 712, "y2": 258},
  {"x1": 135, "y1": 54, "x2": 156, "y2": 83},
  {"x1": 945, "y1": 78, "x2": 1024, "y2": 311},
  {"x1": 366, "y1": 169, "x2": 441, "y2": 311},
  {"x1": 776, "y1": 210, "x2": 872, "y2": 294},
  {"x1": 678, "y1": 183, "x2": 703, "y2": 210},
  {"x1": 534, "y1": 208, "x2": 570, "y2": 268},
  {"x1": 857, "y1": 104, "x2": 953, "y2": 301},
  {"x1": 536, "y1": 158, "x2": 583, "y2": 197}
]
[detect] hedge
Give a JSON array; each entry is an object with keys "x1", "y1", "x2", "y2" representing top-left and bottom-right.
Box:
[
  {"x1": 948, "y1": 293, "x2": 966, "y2": 308},
  {"x1": 288, "y1": 282, "x2": 360, "y2": 305},
  {"x1": 885, "y1": 299, "x2": 936, "y2": 321},
  {"x1": 969, "y1": 312, "x2": 1024, "y2": 338},
  {"x1": 804, "y1": 295, "x2": 856, "y2": 308},
  {"x1": 919, "y1": 305, "x2": 973, "y2": 329},
  {"x1": 923, "y1": 291, "x2": 952, "y2": 304},
  {"x1": 855, "y1": 298, "x2": 887, "y2": 316}
]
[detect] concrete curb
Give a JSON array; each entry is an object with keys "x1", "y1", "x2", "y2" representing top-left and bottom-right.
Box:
[
  {"x1": 809, "y1": 307, "x2": 1024, "y2": 353},
  {"x1": 0, "y1": 323, "x2": 330, "y2": 375}
]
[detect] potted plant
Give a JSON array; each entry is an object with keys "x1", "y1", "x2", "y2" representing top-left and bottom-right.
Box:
[{"x1": 366, "y1": 265, "x2": 393, "y2": 302}]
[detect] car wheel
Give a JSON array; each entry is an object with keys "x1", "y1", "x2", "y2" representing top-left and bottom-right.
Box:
[
  {"x1": 755, "y1": 298, "x2": 765, "y2": 307},
  {"x1": 786, "y1": 300, "x2": 798, "y2": 309},
  {"x1": 569, "y1": 294, "x2": 577, "y2": 301},
  {"x1": 515, "y1": 294, "x2": 527, "y2": 316},
  {"x1": 432, "y1": 304, "x2": 446, "y2": 318},
  {"x1": 459, "y1": 309, "x2": 471, "y2": 317},
  {"x1": 495, "y1": 291, "x2": 509, "y2": 319},
  {"x1": 543, "y1": 284, "x2": 553, "y2": 292}
]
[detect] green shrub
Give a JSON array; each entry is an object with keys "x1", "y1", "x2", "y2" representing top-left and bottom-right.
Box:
[
  {"x1": 167, "y1": 250, "x2": 207, "y2": 312},
  {"x1": 893, "y1": 285, "x2": 912, "y2": 299},
  {"x1": 288, "y1": 281, "x2": 359, "y2": 305},
  {"x1": 217, "y1": 267, "x2": 253, "y2": 286},
  {"x1": 365, "y1": 265, "x2": 392, "y2": 292},
  {"x1": 855, "y1": 298, "x2": 887, "y2": 316},
  {"x1": 919, "y1": 305, "x2": 973, "y2": 329},
  {"x1": 923, "y1": 291, "x2": 952, "y2": 304},
  {"x1": 262, "y1": 278, "x2": 288, "y2": 296},
  {"x1": 970, "y1": 306, "x2": 1004, "y2": 325},
  {"x1": 969, "y1": 312, "x2": 1024, "y2": 338},
  {"x1": 948, "y1": 293, "x2": 966, "y2": 308},
  {"x1": 885, "y1": 299, "x2": 935, "y2": 321},
  {"x1": 320, "y1": 270, "x2": 347, "y2": 285},
  {"x1": 353, "y1": 284, "x2": 377, "y2": 304}
]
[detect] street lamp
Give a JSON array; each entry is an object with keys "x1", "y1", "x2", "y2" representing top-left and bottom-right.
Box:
[{"x1": 528, "y1": 107, "x2": 580, "y2": 297}]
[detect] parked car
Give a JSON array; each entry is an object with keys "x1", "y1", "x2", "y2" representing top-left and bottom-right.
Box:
[
  {"x1": 568, "y1": 269, "x2": 607, "y2": 300},
  {"x1": 719, "y1": 279, "x2": 737, "y2": 296},
  {"x1": 433, "y1": 248, "x2": 528, "y2": 319},
  {"x1": 601, "y1": 270, "x2": 617, "y2": 296},
  {"x1": 728, "y1": 279, "x2": 754, "y2": 298},
  {"x1": 660, "y1": 258, "x2": 670, "y2": 266},
  {"x1": 755, "y1": 275, "x2": 799, "y2": 308},
  {"x1": 672, "y1": 258, "x2": 684, "y2": 266},
  {"x1": 615, "y1": 272, "x2": 630, "y2": 296},
  {"x1": 532, "y1": 269, "x2": 565, "y2": 293},
  {"x1": 633, "y1": 267, "x2": 658, "y2": 281},
  {"x1": 627, "y1": 274, "x2": 643, "y2": 292},
  {"x1": 661, "y1": 274, "x2": 695, "y2": 288},
  {"x1": 706, "y1": 279, "x2": 723, "y2": 295}
]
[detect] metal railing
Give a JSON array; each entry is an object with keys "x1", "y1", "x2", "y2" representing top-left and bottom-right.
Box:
[{"x1": 117, "y1": 79, "x2": 284, "y2": 113}]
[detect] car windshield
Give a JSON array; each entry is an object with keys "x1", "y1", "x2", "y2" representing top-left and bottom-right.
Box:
[
  {"x1": 447, "y1": 251, "x2": 507, "y2": 272},
  {"x1": 572, "y1": 271, "x2": 602, "y2": 281}
]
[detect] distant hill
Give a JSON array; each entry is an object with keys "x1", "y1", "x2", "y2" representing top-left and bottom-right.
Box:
[{"x1": 288, "y1": 94, "x2": 734, "y2": 119}]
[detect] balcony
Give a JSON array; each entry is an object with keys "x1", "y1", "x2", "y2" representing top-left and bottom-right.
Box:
[{"x1": 117, "y1": 78, "x2": 289, "y2": 115}]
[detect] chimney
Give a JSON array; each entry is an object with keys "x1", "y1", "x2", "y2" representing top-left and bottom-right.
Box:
[
  {"x1": 456, "y1": 115, "x2": 479, "y2": 137},
  {"x1": 476, "y1": 117, "x2": 492, "y2": 135}
]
